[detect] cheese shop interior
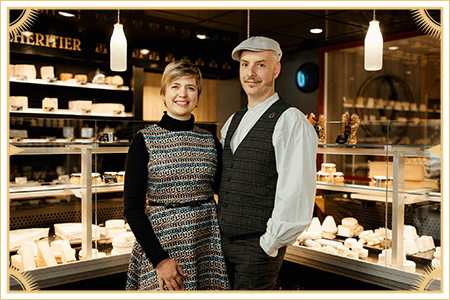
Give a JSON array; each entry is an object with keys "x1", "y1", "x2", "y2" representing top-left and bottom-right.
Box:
[{"x1": 7, "y1": 7, "x2": 443, "y2": 291}]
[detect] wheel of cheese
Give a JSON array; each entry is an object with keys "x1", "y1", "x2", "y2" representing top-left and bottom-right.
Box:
[
  {"x1": 74, "y1": 74, "x2": 88, "y2": 82},
  {"x1": 60, "y1": 73, "x2": 73, "y2": 81},
  {"x1": 40, "y1": 66, "x2": 55, "y2": 80},
  {"x1": 344, "y1": 238, "x2": 357, "y2": 248},
  {"x1": 341, "y1": 217, "x2": 358, "y2": 228},
  {"x1": 403, "y1": 260, "x2": 416, "y2": 272}
]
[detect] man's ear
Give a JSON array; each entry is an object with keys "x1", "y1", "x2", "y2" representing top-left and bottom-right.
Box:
[{"x1": 274, "y1": 62, "x2": 281, "y2": 79}]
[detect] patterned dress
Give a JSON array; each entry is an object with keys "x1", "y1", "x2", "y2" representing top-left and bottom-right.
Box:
[{"x1": 125, "y1": 124, "x2": 230, "y2": 290}]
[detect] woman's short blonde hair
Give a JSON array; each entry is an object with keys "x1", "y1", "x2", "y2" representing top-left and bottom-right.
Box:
[{"x1": 160, "y1": 60, "x2": 203, "y2": 97}]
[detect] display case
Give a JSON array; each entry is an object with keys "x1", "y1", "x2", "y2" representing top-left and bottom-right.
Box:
[
  {"x1": 8, "y1": 114, "x2": 152, "y2": 289},
  {"x1": 286, "y1": 120, "x2": 441, "y2": 290}
]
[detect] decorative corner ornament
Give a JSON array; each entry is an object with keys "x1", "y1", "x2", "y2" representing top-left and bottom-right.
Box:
[
  {"x1": 8, "y1": 9, "x2": 40, "y2": 39},
  {"x1": 410, "y1": 9, "x2": 441, "y2": 40}
]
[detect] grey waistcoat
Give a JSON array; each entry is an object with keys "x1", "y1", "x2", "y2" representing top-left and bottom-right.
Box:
[{"x1": 217, "y1": 98, "x2": 291, "y2": 238}]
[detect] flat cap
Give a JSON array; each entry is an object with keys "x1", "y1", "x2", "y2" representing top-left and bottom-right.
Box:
[{"x1": 231, "y1": 36, "x2": 282, "y2": 61}]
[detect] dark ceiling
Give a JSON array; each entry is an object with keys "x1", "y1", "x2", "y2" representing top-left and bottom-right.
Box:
[
  {"x1": 25, "y1": 8, "x2": 440, "y2": 53},
  {"x1": 9, "y1": 8, "x2": 441, "y2": 78}
]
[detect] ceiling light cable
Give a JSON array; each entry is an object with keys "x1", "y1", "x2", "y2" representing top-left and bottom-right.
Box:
[{"x1": 247, "y1": 10, "x2": 250, "y2": 38}]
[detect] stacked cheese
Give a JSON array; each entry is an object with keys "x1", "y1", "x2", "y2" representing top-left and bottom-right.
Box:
[
  {"x1": 15, "y1": 64, "x2": 36, "y2": 80},
  {"x1": 68, "y1": 100, "x2": 92, "y2": 113},
  {"x1": 11, "y1": 240, "x2": 76, "y2": 271},
  {"x1": 337, "y1": 217, "x2": 364, "y2": 238},
  {"x1": 403, "y1": 225, "x2": 435, "y2": 254},
  {"x1": 50, "y1": 240, "x2": 77, "y2": 263},
  {"x1": 10, "y1": 96, "x2": 28, "y2": 111},
  {"x1": 377, "y1": 249, "x2": 416, "y2": 272},
  {"x1": 42, "y1": 98, "x2": 58, "y2": 111},
  {"x1": 9, "y1": 228, "x2": 50, "y2": 251},
  {"x1": 369, "y1": 161, "x2": 438, "y2": 191},
  {"x1": 111, "y1": 232, "x2": 136, "y2": 255},
  {"x1": 79, "y1": 248, "x2": 107, "y2": 260},
  {"x1": 54, "y1": 223, "x2": 101, "y2": 243},
  {"x1": 358, "y1": 228, "x2": 392, "y2": 248},
  {"x1": 40, "y1": 66, "x2": 55, "y2": 81},
  {"x1": 104, "y1": 219, "x2": 128, "y2": 242},
  {"x1": 91, "y1": 103, "x2": 125, "y2": 114}
]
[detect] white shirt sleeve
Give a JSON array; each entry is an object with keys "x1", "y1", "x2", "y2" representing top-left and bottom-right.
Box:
[{"x1": 260, "y1": 107, "x2": 319, "y2": 257}]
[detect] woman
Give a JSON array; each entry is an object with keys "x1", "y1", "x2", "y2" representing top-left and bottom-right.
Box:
[{"x1": 123, "y1": 60, "x2": 230, "y2": 291}]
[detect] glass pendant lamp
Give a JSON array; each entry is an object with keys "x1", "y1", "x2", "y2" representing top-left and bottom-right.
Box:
[
  {"x1": 110, "y1": 10, "x2": 127, "y2": 72},
  {"x1": 364, "y1": 11, "x2": 383, "y2": 71}
]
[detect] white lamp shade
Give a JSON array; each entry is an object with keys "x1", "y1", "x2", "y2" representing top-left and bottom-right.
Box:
[
  {"x1": 364, "y1": 20, "x2": 383, "y2": 71},
  {"x1": 110, "y1": 23, "x2": 127, "y2": 72}
]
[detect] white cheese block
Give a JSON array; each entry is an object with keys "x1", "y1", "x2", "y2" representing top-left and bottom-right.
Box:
[
  {"x1": 421, "y1": 235, "x2": 435, "y2": 250},
  {"x1": 415, "y1": 236, "x2": 427, "y2": 252},
  {"x1": 54, "y1": 223, "x2": 101, "y2": 243},
  {"x1": 369, "y1": 161, "x2": 424, "y2": 181},
  {"x1": 337, "y1": 225, "x2": 352, "y2": 237},
  {"x1": 358, "y1": 230, "x2": 373, "y2": 239},
  {"x1": 42, "y1": 98, "x2": 58, "y2": 111},
  {"x1": 341, "y1": 217, "x2": 358, "y2": 228},
  {"x1": 374, "y1": 227, "x2": 392, "y2": 240},
  {"x1": 36, "y1": 241, "x2": 58, "y2": 267},
  {"x1": 359, "y1": 248, "x2": 369, "y2": 259},
  {"x1": 321, "y1": 232, "x2": 336, "y2": 240},
  {"x1": 347, "y1": 251, "x2": 359, "y2": 259},
  {"x1": 434, "y1": 247, "x2": 441, "y2": 259},
  {"x1": 10, "y1": 228, "x2": 49, "y2": 250},
  {"x1": 322, "y1": 215, "x2": 337, "y2": 233},
  {"x1": 20, "y1": 243, "x2": 37, "y2": 271},
  {"x1": 344, "y1": 238, "x2": 357, "y2": 248},
  {"x1": 121, "y1": 231, "x2": 136, "y2": 242},
  {"x1": 303, "y1": 239, "x2": 321, "y2": 250},
  {"x1": 337, "y1": 245, "x2": 350, "y2": 256},
  {"x1": 105, "y1": 219, "x2": 125, "y2": 229},
  {"x1": 9, "y1": 64, "x2": 16, "y2": 77},
  {"x1": 40, "y1": 66, "x2": 55, "y2": 80},
  {"x1": 112, "y1": 75, "x2": 124, "y2": 86},
  {"x1": 316, "y1": 239, "x2": 343, "y2": 249},
  {"x1": 351, "y1": 242, "x2": 363, "y2": 253},
  {"x1": 307, "y1": 217, "x2": 322, "y2": 233},
  {"x1": 297, "y1": 231, "x2": 322, "y2": 241},
  {"x1": 404, "y1": 238, "x2": 419, "y2": 254},
  {"x1": 403, "y1": 260, "x2": 416, "y2": 272},
  {"x1": 404, "y1": 225, "x2": 418, "y2": 240},
  {"x1": 15, "y1": 64, "x2": 36, "y2": 80},
  {"x1": 68, "y1": 100, "x2": 93, "y2": 112},
  {"x1": 60, "y1": 240, "x2": 76, "y2": 263},
  {"x1": 91, "y1": 103, "x2": 125, "y2": 114},
  {"x1": 79, "y1": 248, "x2": 107, "y2": 260},
  {"x1": 11, "y1": 254, "x2": 22, "y2": 271},
  {"x1": 10, "y1": 96, "x2": 28, "y2": 110},
  {"x1": 50, "y1": 240, "x2": 63, "y2": 253},
  {"x1": 321, "y1": 245, "x2": 338, "y2": 254}
]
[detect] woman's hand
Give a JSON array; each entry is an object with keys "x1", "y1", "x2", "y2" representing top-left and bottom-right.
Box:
[{"x1": 156, "y1": 258, "x2": 186, "y2": 291}]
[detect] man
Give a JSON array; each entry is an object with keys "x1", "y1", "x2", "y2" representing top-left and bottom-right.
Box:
[{"x1": 217, "y1": 36, "x2": 318, "y2": 290}]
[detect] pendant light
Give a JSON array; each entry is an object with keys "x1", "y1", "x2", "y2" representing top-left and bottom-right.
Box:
[
  {"x1": 110, "y1": 9, "x2": 127, "y2": 72},
  {"x1": 364, "y1": 10, "x2": 383, "y2": 71}
]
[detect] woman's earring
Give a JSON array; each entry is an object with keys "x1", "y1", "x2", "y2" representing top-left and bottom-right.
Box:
[{"x1": 163, "y1": 100, "x2": 166, "y2": 106}]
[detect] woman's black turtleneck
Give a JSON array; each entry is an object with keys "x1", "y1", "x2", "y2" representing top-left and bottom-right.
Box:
[{"x1": 123, "y1": 112, "x2": 222, "y2": 267}]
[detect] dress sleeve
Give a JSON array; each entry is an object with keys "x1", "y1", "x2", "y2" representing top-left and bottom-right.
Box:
[
  {"x1": 259, "y1": 108, "x2": 319, "y2": 257},
  {"x1": 123, "y1": 132, "x2": 170, "y2": 266}
]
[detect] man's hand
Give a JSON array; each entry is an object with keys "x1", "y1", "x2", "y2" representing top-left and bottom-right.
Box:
[{"x1": 156, "y1": 258, "x2": 186, "y2": 291}]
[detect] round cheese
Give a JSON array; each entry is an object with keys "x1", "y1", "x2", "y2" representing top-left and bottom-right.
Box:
[{"x1": 60, "y1": 73, "x2": 73, "y2": 81}]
